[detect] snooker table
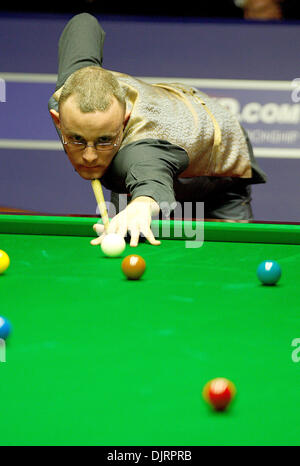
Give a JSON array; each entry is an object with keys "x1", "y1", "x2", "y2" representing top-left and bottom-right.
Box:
[{"x1": 0, "y1": 214, "x2": 300, "y2": 447}]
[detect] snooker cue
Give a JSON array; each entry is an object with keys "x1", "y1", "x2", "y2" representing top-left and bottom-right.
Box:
[{"x1": 91, "y1": 179, "x2": 110, "y2": 232}]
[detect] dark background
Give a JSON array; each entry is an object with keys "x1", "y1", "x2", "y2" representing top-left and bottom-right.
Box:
[{"x1": 2, "y1": 0, "x2": 300, "y2": 19}]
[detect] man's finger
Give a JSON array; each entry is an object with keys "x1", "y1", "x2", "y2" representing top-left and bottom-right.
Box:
[
  {"x1": 142, "y1": 227, "x2": 161, "y2": 246},
  {"x1": 129, "y1": 227, "x2": 140, "y2": 247},
  {"x1": 90, "y1": 233, "x2": 105, "y2": 246},
  {"x1": 93, "y1": 223, "x2": 105, "y2": 235}
]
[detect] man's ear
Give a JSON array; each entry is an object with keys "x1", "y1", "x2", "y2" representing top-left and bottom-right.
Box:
[
  {"x1": 123, "y1": 110, "x2": 131, "y2": 129},
  {"x1": 49, "y1": 109, "x2": 60, "y2": 129}
]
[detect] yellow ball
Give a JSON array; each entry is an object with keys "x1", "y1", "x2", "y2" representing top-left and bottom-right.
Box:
[{"x1": 0, "y1": 250, "x2": 10, "y2": 274}]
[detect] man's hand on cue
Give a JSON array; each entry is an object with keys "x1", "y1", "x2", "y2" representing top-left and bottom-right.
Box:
[{"x1": 90, "y1": 196, "x2": 161, "y2": 247}]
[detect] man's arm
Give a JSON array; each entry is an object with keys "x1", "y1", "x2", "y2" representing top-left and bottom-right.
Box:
[{"x1": 102, "y1": 139, "x2": 189, "y2": 210}]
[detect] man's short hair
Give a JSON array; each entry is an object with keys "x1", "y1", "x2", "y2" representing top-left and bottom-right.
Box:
[{"x1": 58, "y1": 66, "x2": 125, "y2": 113}]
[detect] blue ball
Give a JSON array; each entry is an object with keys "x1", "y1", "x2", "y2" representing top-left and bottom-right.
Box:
[
  {"x1": 0, "y1": 316, "x2": 12, "y2": 340},
  {"x1": 257, "y1": 260, "x2": 281, "y2": 285}
]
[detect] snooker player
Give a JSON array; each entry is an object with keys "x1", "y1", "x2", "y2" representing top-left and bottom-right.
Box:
[{"x1": 48, "y1": 13, "x2": 266, "y2": 247}]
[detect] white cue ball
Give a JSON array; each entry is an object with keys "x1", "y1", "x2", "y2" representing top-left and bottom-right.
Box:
[{"x1": 101, "y1": 233, "x2": 126, "y2": 257}]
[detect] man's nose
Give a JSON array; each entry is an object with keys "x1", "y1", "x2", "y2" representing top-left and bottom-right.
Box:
[{"x1": 82, "y1": 146, "x2": 98, "y2": 163}]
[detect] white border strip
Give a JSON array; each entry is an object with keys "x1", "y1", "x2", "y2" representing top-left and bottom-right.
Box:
[
  {"x1": 0, "y1": 73, "x2": 58, "y2": 83},
  {"x1": 0, "y1": 139, "x2": 300, "y2": 158},
  {"x1": 0, "y1": 139, "x2": 62, "y2": 150},
  {"x1": 254, "y1": 148, "x2": 300, "y2": 158},
  {"x1": 140, "y1": 77, "x2": 295, "y2": 91},
  {"x1": 0, "y1": 72, "x2": 295, "y2": 90}
]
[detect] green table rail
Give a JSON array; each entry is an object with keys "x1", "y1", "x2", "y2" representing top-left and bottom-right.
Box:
[{"x1": 0, "y1": 214, "x2": 300, "y2": 244}]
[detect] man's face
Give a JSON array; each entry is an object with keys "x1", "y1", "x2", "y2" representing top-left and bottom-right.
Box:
[{"x1": 59, "y1": 95, "x2": 126, "y2": 180}]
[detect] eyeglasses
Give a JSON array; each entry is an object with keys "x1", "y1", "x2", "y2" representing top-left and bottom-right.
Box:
[{"x1": 61, "y1": 131, "x2": 122, "y2": 152}]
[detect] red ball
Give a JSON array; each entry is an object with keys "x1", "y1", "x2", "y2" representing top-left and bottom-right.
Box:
[
  {"x1": 121, "y1": 254, "x2": 146, "y2": 280},
  {"x1": 203, "y1": 377, "x2": 236, "y2": 411}
]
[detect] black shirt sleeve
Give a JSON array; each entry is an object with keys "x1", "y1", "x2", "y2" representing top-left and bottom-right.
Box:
[{"x1": 101, "y1": 139, "x2": 189, "y2": 212}]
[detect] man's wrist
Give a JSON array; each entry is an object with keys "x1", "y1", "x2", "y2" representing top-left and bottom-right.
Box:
[{"x1": 130, "y1": 196, "x2": 160, "y2": 215}]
